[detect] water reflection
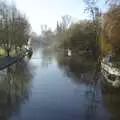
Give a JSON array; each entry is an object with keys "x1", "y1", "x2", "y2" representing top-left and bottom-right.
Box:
[
  {"x1": 40, "y1": 48, "x2": 53, "y2": 68},
  {"x1": 0, "y1": 60, "x2": 32, "y2": 120},
  {"x1": 56, "y1": 53, "x2": 97, "y2": 85},
  {"x1": 55, "y1": 52, "x2": 111, "y2": 120},
  {"x1": 3, "y1": 48, "x2": 119, "y2": 120},
  {"x1": 35, "y1": 49, "x2": 120, "y2": 120},
  {"x1": 49, "y1": 51, "x2": 120, "y2": 120},
  {"x1": 102, "y1": 88, "x2": 120, "y2": 120}
]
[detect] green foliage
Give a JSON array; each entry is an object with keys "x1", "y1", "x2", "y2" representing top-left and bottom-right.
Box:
[
  {"x1": 54, "y1": 19, "x2": 100, "y2": 58},
  {"x1": 0, "y1": 1, "x2": 30, "y2": 56},
  {"x1": 101, "y1": 36, "x2": 112, "y2": 56},
  {"x1": 102, "y1": 5, "x2": 120, "y2": 54}
]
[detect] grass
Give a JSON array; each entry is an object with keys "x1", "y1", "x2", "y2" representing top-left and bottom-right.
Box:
[
  {"x1": 0, "y1": 48, "x2": 19, "y2": 56},
  {"x1": 0, "y1": 49, "x2": 5, "y2": 55}
]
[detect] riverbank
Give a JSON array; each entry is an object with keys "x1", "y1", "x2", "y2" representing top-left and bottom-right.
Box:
[{"x1": 0, "y1": 56, "x2": 23, "y2": 70}]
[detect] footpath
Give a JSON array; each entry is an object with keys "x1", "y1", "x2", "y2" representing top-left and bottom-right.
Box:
[{"x1": 0, "y1": 56, "x2": 23, "y2": 70}]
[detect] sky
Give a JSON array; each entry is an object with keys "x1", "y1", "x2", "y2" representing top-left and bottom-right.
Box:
[{"x1": 8, "y1": 0, "x2": 107, "y2": 34}]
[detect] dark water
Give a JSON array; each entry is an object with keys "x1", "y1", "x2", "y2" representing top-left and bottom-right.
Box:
[{"x1": 0, "y1": 48, "x2": 120, "y2": 120}]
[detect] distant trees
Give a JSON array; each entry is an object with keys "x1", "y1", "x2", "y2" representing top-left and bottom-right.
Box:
[
  {"x1": 39, "y1": 0, "x2": 120, "y2": 59},
  {"x1": 56, "y1": 15, "x2": 72, "y2": 33},
  {"x1": 52, "y1": 13, "x2": 100, "y2": 58},
  {"x1": 37, "y1": 9, "x2": 101, "y2": 59},
  {"x1": 61, "y1": 20, "x2": 99, "y2": 56},
  {"x1": 0, "y1": 1, "x2": 31, "y2": 56},
  {"x1": 40, "y1": 25, "x2": 55, "y2": 47},
  {"x1": 30, "y1": 32, "x2": 41, "y2": 47}
]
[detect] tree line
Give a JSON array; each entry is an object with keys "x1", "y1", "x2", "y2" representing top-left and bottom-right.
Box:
[
  {"x1": 34, "y1": 0, "x2": 120, "y2": 60},
  {"x1": 101, "y1": 4, "x2": 120, "y2": 56},
  {"x1": 2, "y1": 0, "x2": 119, "y2": 59},
  {"x1": 0, "y1": 1, "x2": 30, "y2": 56}
]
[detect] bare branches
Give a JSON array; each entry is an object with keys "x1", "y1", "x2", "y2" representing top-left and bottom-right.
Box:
[
  {"x1": 105, "y1": 0, "x2": 120, "y2": 7},
  {"x1": 0, "y1": 1, "x2": 31, "y2": 56}
]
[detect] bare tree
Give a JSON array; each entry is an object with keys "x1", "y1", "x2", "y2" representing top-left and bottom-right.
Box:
[
  {"x1": 0, "y1": 1, "x2": 31, "y2": 56},
  {"x1": 83, "y1": 0, "x2": 101, "y2": 58},
  {"x1": 106, "y1": 0, "x2": 120, "y2": 6},
  {"x1": 61, "y1": 15, "x2": 72, "y2": 30},
  {"x1": 56, "y1": 15, "x2": 72, "y2": 33}
]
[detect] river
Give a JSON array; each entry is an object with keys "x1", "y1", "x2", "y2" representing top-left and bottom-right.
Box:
[{"x1": 0, "y1": 48, "x2": 120, "y2": 120}]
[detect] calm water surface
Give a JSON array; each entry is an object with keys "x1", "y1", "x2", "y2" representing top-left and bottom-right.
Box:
[{"x1": 0, "y1": 48, "x2": 120, "y2": 120}]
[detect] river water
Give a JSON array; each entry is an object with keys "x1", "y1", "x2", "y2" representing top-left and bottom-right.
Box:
[{"x1": 0, "y1": 48, "x2": 120, "y2": 120}]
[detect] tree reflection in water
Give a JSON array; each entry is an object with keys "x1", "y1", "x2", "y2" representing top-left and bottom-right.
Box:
[
  {"x1": 56, "y1": 52, "x2": 102, "y2": 119},
  {"x1": 56, "y1": 53, "x2": 97, "y2": 84},
  {"x1": 57, "y1": 52, "x2": 120, "y2": 120},
  {"x1": 40, "y1": 48, "x2": 54, "y2": 68},
  {"x1": 0, "y1": 60, "x2": 32, "y2": 120},
  {"x1": 35, "y1": 49, "x2": 120, "y2": 120},
  {"x1": 102, "y1": 87, "x2": 120, "y2": 120}
]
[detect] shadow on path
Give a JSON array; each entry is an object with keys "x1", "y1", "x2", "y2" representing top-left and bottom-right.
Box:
[{"x1": 0, "y1": 56, "x2": 22, "y2": 71}]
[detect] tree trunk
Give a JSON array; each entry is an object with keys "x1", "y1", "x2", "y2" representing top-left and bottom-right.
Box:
[
  {"x1": 6, "y1": 49, "x2": 10, "y2": 56},
  {"x1": 15, "y1": 47, "x2": 18, "y2": 55}
]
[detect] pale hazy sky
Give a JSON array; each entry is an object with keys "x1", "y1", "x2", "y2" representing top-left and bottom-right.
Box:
[{"x1": 8, "y1": 0, "x2": 107, "y2": 34}]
